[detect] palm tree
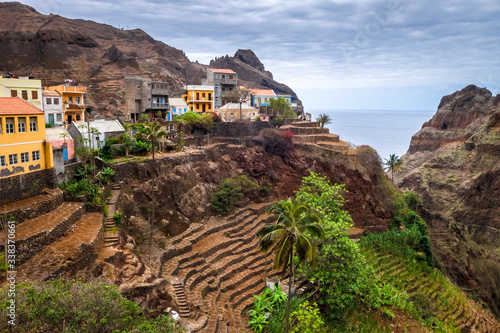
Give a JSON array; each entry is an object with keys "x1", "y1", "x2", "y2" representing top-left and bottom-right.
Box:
[
  {"x1": 384, "y1": 154, "x2": 403, "y2": 182},
  {"x1": 315, "y1": 113, "x2": 331, "y2": 129},
  {"x1": 135, "y1": 119, "x2": 168, "y2": 262},
  {"x1": 257, "y1": 198, "x2": 324, "y2": 332}
]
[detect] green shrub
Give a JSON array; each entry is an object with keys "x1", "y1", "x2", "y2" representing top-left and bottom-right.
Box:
[
  {"x1": 211, "y1": 175, "x2": 261, "y2": 215},
  {"x1": 0, "y1": 279, "x2": 180, "y2": 332},
  {"x1": 100, "y1": 138, "x2": 120, "y2": 160},
  {"x1": 174, "y1": 111, "x2": 214, "y2": 132},
  {"x1": 258, "y1": 129, "x2": 295, "y2": 158},
  {"x1": 98, "y1": 167, "x2": 115, "y2": 185},
  {"x1": 113, "y1": 212, "x2": 124, "y2": 225}
]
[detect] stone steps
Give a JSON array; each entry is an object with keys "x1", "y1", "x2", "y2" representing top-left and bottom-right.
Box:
[
  {"x1": 172, "y1": 282, "x2": 190, "y2": 318},
  {"x1": 159, "y1": 203, "x2": 277, "y2": 330}
]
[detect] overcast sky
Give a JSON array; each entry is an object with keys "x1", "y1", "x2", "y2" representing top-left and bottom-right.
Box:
[{"x1": 19, "y1": 0, "x2": 500, "y2": 110}]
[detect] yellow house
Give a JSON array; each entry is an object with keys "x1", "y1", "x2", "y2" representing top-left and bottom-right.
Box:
[
  {"x1": 182, "y1": 85, "x2": 214, "y2": 113},
  {"x1": 46, "y1": 85, "x2": 87, "y2": 124},
  {"x1": 0, "y1": 76, "x2": 42, "y2": 108},
  {"x1": 0, "y1": 97, "x2": 53, "y2": 179}
]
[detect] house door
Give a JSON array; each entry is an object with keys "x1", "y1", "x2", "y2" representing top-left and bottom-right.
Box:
[
  {"x1": 63, "y1": 148, "x2": 68, "y2": 162},
  {"x1": 196, "y1": 92, "x2": 200, "y2": 100},
  {"x1": 48, "y1": 114, "x2": 55, "y2": 124},
  {"x1": 68, "y1": 115, "x2": 73, "y2": 123},
  {"x1": 202, "y1": 104, "x2": 206, "y2": 112}
]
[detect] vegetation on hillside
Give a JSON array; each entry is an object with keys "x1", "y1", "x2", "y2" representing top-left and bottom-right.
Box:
[
  {"x1": 0, "y1": 279, "x2": 182, "y2": 332},
  {"x1": 211, "y1": 175, "x2": 265, "y2": 215},
  {"x1": 246, "y1": 172, "x2": 479, "y2": 332}
]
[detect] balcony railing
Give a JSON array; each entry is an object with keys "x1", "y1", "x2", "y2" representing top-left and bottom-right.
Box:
[
  {"x1": 64, "y1": 104, "x2": 85, "y2": 110},
  {"x1": 187, "y1": 97, "x2": 212, "y2": 102},
  {"x1": 219, "y1": 78, "x2": 237, "y2": 85},
  {"x1": 151, "y1": 103, "x2": 169, "y2": 109}
]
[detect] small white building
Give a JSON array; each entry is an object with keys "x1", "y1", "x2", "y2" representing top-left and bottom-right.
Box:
[
  {"x1": 168, "y1": 98, "x2": 189, "y2": 121},
  {"x1": 68, "y1": 119, "x2": 124, "y2": 149},
  {"x1": 42, "y1": 90, "x2": 64, "y2": 125},
  {"x1": 216, "y1": 102, "x2": 259, "y2": 122}
]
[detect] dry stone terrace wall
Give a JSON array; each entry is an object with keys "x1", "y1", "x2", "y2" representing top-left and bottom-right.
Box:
[
  {"x1": 211, "y1": 122, "x2": 271, "y2": 138},
  {"x1": 0, "y1": 168, "x2": 57, "y2": 205}
]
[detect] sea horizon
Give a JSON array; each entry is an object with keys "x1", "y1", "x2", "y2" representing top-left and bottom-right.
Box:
[{"x1": 307, "y1": 108, "x2": 436, "y2": 161}]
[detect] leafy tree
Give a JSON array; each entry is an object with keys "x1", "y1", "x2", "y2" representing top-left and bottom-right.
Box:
[
  {"x1": 257, "y1": 199, "x2": 324, "y2": 332},
  {"x1": 315, "y1": 113, "x2": 331, "y2": 129},
  {"x1": 133, "y1": 120, "x2": 168, "y2": 261},
  {"x1": 383, "y1": 154, "x2": 403, "y2": 182},
  {"x1": 269, "y1": 97, "x2": 296, "y2": 119},
  {"x1": 222, "y1": 86, "x2": 252, "y2": 121},
  {"x1": 295, "y1": 172, "x2": 386, "y2": 320}
]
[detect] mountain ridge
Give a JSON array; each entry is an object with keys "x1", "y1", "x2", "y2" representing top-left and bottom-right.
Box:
[{"x1": 0, "y1": 1, "x2": 301, "y2": 119}]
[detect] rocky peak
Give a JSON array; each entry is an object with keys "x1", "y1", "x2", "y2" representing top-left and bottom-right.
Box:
[
  {"x1": 407, "y1": 85, "x2": 498, "y2": 153},
  {"x1": 234, "y1": 49, "x2": 266, "y2": 73}
]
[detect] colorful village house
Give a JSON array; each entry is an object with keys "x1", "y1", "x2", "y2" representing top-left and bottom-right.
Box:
[
  {"x1": 251, "y1": 89, "x2": 277, "y2": 108},
  {"x1": 182, "y1": 85, "x2": 214, "y2": 113},
  {"x1": 45, "y1": 127, "x2": 74, "y2": 162},
  {"x1": 0, "y1": 75, "x2": 43, "y2": 109},
  {"x1": 45, "y1": 84, "x2": 87, "y2": 124},
  {"x1": 0, "y1": 97, "x2": 53, "y2": 179},
  {"x1": 42, "y1": 90, "x2": 64, "y2": 126},
  {"x1": 203, "y1": 68, "x2": 237, "y2": 108},
  {"x1": 168, "y1": 97, "x2": 189, "y2": 121}
]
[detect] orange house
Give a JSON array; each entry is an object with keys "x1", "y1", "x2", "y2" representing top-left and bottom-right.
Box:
[{"x1": 45, "y1": 85, "x2": 87, "y2": 124}]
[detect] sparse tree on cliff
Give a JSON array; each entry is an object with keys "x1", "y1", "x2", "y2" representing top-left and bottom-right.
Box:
[
  {"x1": 257, "y1": 199, "x2": 324, "y2": 333},
  {"x1": 134, "y1": 120, "x2": 168, "y2": 262},
  {"x1": 222, "y1": 87, "x2": 252, "y2": 121},
  {"x1": 384, "y1": 154, "x2": 403, "y2": 182},
  {"x1": 270, "y1": 97, "x2": 295, "y2": 119},
  {"x1": 316, "y1": 113, "x2": 331, "y2": 129}
]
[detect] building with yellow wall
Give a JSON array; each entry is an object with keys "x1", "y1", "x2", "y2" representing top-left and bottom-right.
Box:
[
  {"x1": 0, "y1": 76, "x2": 42, "y2": 109},
  {"x1": 0, "y1": 97, "x2": 53, "y2": 179},
  {"x1": 46, "y1": 85, "x2": 87, "y2": 124},
  {"x1": 182, "y1": 85, "x2": 214, "y2": 113}
]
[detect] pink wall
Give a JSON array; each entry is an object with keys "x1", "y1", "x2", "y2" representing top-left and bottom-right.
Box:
[{"x1": 49, "y1": 139, "x2": 74, "y2": 160}]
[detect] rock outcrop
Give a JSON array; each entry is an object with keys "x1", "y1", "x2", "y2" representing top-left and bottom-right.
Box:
[
  {"x1": 0, "y1": 2, "x2": 301, "y2": 118},
  {"x1": 209, "y1": 49, "x2": 302, "y2": 105},
  {"x1": 399, "y1": 85, "x2": 500, "y2": 316}
]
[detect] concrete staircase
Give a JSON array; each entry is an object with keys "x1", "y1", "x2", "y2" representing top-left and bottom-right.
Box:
[
  {"x1": 159, "y1": 203, "x2": 280, "y2": 332},
  {"x1": 172, "y1": 280, "x2": 190, "y2": 318}
]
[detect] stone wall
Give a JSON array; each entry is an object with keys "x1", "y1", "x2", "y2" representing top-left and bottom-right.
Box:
[
  {"x1": 212, "y1": 121, "x2": 271, "y2": 137},
  {"x1": 0, "y1": 168, "x2": 56, "y2": 205}
]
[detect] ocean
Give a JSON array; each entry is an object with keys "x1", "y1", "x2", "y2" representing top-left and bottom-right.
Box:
[{"x1": 308, "y1": 109, "x2": 436, "y2": 161}]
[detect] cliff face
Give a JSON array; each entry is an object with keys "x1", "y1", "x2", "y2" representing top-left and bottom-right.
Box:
[
  {"x1": 399, "y1": 85, "x2": 500, "y2": 316},
  {"x1": 0, "y1": 2, "x2": 301, "y2": 118},
  {"x1": 113, "y1": 143, "x2": 391, "y2": 241}
]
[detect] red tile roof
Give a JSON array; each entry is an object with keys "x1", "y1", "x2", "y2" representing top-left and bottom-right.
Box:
[
  {"x1": 0, "y1": 97, "x2": 44, "y2": 115},
  {"x1": 251, "y1": 89, "x2": 276, "y2": 96},
  {"x1": 208, "y1": 68, "x2": 236, "y2": 74}
]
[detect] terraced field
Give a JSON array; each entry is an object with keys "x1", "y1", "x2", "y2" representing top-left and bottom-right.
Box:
[
  {"x1": 362, "y1": 249, "x2": 500, "y2": 333},
  {"x1": 160, "y1": 203, "x2": 281, "y2": 332}
]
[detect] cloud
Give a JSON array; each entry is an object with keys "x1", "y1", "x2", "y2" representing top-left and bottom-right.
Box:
[{"x1": 20, "y1": 0, "x2": 500, "y2": 109}]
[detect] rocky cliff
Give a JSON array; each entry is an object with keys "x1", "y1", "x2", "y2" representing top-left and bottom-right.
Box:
[
  {"x1": 210, "y1": 49, "x2": 302, "y2": 105},
  {"x1": 399, "y1": 85, "x2": 500, "y2": 316},
  {"x1": 0, "y1": 2, "x2": 301, "y2": 118}
]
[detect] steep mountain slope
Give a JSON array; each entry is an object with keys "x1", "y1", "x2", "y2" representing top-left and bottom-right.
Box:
[
  {"x1": 398, "y1": 85, "x2": 500, "y2": 316},
  {"x1": 0, "y1": 2, "x2": 300, "y2": 118}
]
